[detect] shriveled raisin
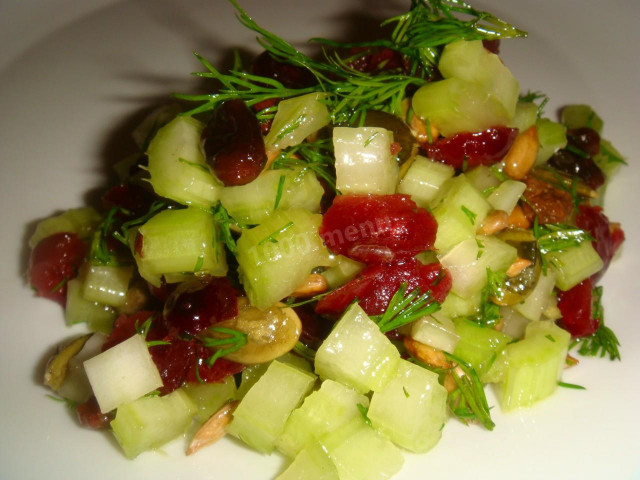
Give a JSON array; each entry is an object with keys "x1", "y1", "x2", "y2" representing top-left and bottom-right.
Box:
[
  {"x1": 547, "y1": 150, "x2": 605, "y2": 190},
  {"x1": 567, "y1": 127, "x2": 600, "y2": 157},
  {"x1": 521, "y1": 175, "x2": 573, "y2": 224},
  {"x1": 251, "y1": 51, "x2": 317, "y2": 89}
]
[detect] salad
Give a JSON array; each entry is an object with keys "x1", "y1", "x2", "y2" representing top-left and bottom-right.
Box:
[{"x1": 26, "y1": 0, "x2": 626, "y2": 479}]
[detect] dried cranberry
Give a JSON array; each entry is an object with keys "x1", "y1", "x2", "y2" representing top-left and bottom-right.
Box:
[
  {"x1": 149, "y1": 338, "x2": 196, "y2": 395},
  {"x1": 102, "y1": 184, "x2": 155, "y2": 218},
  {"x1": 315, "y1": 259, "x2": 451, "y2": 316},
  {"x1": 163, "y1": 277, "x2": 239, "y2": 336},
  {"x1": 202, "y1": 99, "x2": 266, "y2": 186},
  {"x1": 347, "y1": 47, "x2": 407, "y2": 74},
  {"x1": 186, "y1": 343, "x2": 245, "y2": 383},
  {"x1": 482, "y1": 39, "x2": 501, "y2": 54},
  {"x1": 424, "y1": 127, "x2": 518, "y2": 169},
  {"x1": 547, "y1": 150, "x2": 605, "y2": 190},
  {"x1": 294, "y1": 304, "x2": 335, "y2": 350},
  {"x1": 76, "y1": 396, "x2": 113, "y2": 429},
  {"x1": 320, "y1": 194, "x2": 437, "y2": 264},
  {"x1": 28, "y1": 233, "x2": 87, "y2": 306},
  {"x1": 557, "y1": 278, "x2": 599, "y2": 337},
  {"x1": 102, "y1": 311, "x2": 162, "y2": 351},
  {"x1": 251, "y1": 51, "x2": 318, "y2": 89},
  {"x1": 576, "y1": 205, "x2": 625, "y2": 282}
]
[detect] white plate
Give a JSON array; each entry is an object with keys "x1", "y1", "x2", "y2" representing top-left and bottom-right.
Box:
[{"x1": 1, "y1": 0, "x2": 639, "y2": 479}]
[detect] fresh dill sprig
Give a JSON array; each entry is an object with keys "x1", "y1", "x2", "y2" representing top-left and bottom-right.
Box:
[
  {"x1": 293, "y1": 341, "x2": 317, "y2": 362},
  {"x1": 557, "y1": 381, "x2": 586, "y2": 390},
  {"x1": 274, "y1": 174, "x2": 287, "y2": 210},
  {"x1": 212, "y1": 203, "x2": 245, "y2": 255},
  {"x1": 45, "y1": 394, "x2": 78, "y2": 409},
  {"x1": 470, "y1": 268, "x2": 504, "y2": 327},
  {"x1": 371, "y1": 282, "x2": 441, "y2": 333},
  {"x1": 533, "y1": 219, "x2": 593, "y2": 273},
  {"x1": 519, "y1": 90, "x2": 549, "y2": 118},
  {"x1": 258, "y1": 221, "x2": 294, "y2": 246},
  {"x1": 574, "y1": 285, "x2": 621, "y2": 361},
  {"x1": 271, "y1": 138, "x2": 337, "y2": 190},
  {"x1": 460, "y1": 205, "x2": 477, "y2": 225},
  {"x1": 201, "y1": 326, "x2": 248, "y2": 367},
  {"x1": 356, "y1": 403, "x2": 372, "y2": 426}
]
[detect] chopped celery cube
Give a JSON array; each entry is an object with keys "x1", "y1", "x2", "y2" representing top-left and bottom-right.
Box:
[
  {"x1": 182, "y1": 376, "x2": 237, "y2": 423},
  {"x1": 498, "y1": 321, "x2": 570, "y2": 411},
  {"x1": 560, "y1": 104, "x2": 603, "y2": 134},
  {"x1": 236, "y1": 208, "x2": 330, "y2": 309},
  {"x1": 319, "y1": 417, "x2": 404, "y2": 480},
  {"x1": 236, "y1": 352, "x2": 312, "y2": 400},
  {"x1": 29, "y1": 207, "x2": 101, "y2": 248},
  {"x1": 466, "y1": 165, "x2": 501, "y2": 193},
  {"x1": 513, "y1": 271, "x2": 557, "y2": 321},
  {"x1": 135, "y1": 207, "x2": 227, "y2": 286},
  {"x1": 84, "y1": 334, "x2": 163, "y2": 413},
  {"x1": 546, "y1": 241, "x2": 603, "y2": 291},
  {"x1": 277, "y1": 442, "x2": 339, "y2": 480},
  {"x1": 314, "y1": 303, "x2": 400, "y2": 394},
  {"x1": 82, "y1": 265, "x2": 133, "y2": 308},
  {"x1": 265, "y1": 92, "x2": 331, "y2": 149},
  {"x1": 220, "y1": 167, "x2": 323, "y2": 225},
  {"x1": 111, "y1": 388, "x2": 196, "y2": 458},
  {"x1": 227, "y1": 360, "x2": 316, "y2": 453},
  {"x1": 439, "y1": 291, "x2": 481, "y2": 317},
  {"x1": 397, "y1": 156, "x2": 455, "y2": 208},
  {"x1": 487, "y1": 179, "x2": 526, "y2": 215},
  {"x1": 320, "y1": 255, "x2": 365, "y2": 289},
  {"x1": 276, "y1": 379, "x2": 369, "y2": 458},
  {"x1": 410, "y1": 312, "x2": 459, "y2": 353},
  {"x1": 333, "y1": 126, "x2": 398, "y2": 195},
  {"x1": 536, "y1": 118, "x2": 567, "y2": 164},
  {"x1": 368, "y1": 359, "x2": 447, "y2": 453},
  {"x1": 65, "y1": 278, "x2": 116, "y2": 333},
  {"x1": 147, "y1": 116, "x2": 221, "y2": 207},
  {"x1": 509, "y1": 101, "x2": 538, "y2": 132},
  {"x1": 453, "y1": 318, "x2": 513, "y2": 377}
]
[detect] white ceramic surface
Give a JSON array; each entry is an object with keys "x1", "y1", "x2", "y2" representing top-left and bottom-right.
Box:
[{"x1": 1, "y1": 1, "x2": 639, "y2": 479}]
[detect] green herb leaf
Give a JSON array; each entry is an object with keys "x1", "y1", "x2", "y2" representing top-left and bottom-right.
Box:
[
  {"x1": 371, "y1": 282, "x2": 441, "y2": 333},
  {"x1": 356, "y1": 402, "x2": 371, "y2": 426},
  {"x1": 460, "y1": 205, "x2": 477, "y2": 225},
  {"x1": 201, "y1": 326, "x2": 248, "y2": 367},
  {"x1": 557, "y1": 381, "x2": 586, "y2": 390},
  {"x1": 574, "y1": 286, "x2": 621, "y2": 361},
  {"x1": 274, "y1": 174, "x2": 287, "y2": 210},
  {"x1": 258, "y1": 221, "x2": 294, "y2": 246}
]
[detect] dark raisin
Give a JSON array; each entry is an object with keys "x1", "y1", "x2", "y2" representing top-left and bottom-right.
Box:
[
  {"x1": 547, "y1": 150, "x2": 605, "y2": 190},
  {"x1": 251, "y1": 51, "x2": 317, "y2": 89},
  {"x1": 567, "y1": 127, "x2": 600, "y2": 157}
]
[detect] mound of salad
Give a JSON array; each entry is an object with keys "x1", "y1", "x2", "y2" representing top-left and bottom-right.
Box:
[{"x1": 28, "y1": 0, "x2": 626, "y2": 478}]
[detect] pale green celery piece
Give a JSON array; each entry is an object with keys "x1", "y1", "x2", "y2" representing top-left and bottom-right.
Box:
[
  {"x1": 487, "y1": 179, "x2": 526, "y2": 215},
  {"x1": 146, "y1": 116, "x2": 221, "y2": 207},
  {"x1": 412, "y1": 77, "x2": 511, "y2": 137},
  {"x1": 227, "y1": 360, "x2": 316, "y2": 454},
  {"x1": 320, "y1": 255, "x2": 365, "y2": 290},
  {"x1": 415, "y1": 250, "x2": 439, "y2": 265},
  {"x1": 536, "y1": 118, "x2": 567, "y2": 164},
  {"x1": 29, "y1": 207, "x2": 102, "y2": 248},
  {"x1": 410, "y1": 312, "x2": 459, "y2": 353},
  {"x1": 314, "y1": 303, "x2": 400, "y2": 394},
  {"x1": 82, "y1": 265, "x2": 134, "y2": 308},
  {"x1": 513, "y1": 271, "x2": 557, "y2": 322},
  {"x1": 499, "y1": 306, "x2": 530, "y2": 340},
  {"x1": 182, "y1": 376, "x2": 237, "y2": 424},
  {"x1": 131, "y1": 103, "x2": 181, "y2": 151},
  {"x1": 453, "y1": 318, "x2": 513, "y2": 377},
  {"x1": 560, "y1": 104, "x2": 603, "y2": 134},
  {"x1": 498, "y1": 321, "x2": 570, "y2": 411},
  {"x1": 84, "y1": 334, "x2": 163, "y2": 414},
  {"x1": 439, "y1": 290, "x2": 481, "y2": 317},
  {"x1": 276, "y1": 442, "x2": 339, "y2": 480},
  {"x1": 220, "y1": 167, "x2": 323, "y2": 225},
  {"x1": 465, "y1": 165, "x2": 501, "y2": 193},
  {"x1": 237, "y1": 352, "x2": 312, "y2": 400},
  {"x1": 397, "y1": 156, "x2": 454, "y2": 208},
  {"x1": 135, "y1": 207, "x2": 227, "y2": 287},
  {"x1": 236, "y1": 208, "x2": 330, "y2": 309},
  {"x1": 546, "y1": 241, "x2": 603, "y2": 291},
  {"x1": 432, "y1": 203, "x2": 476, "y2": 253},
  {"x1": 593, "y1": 138, "x2": 626, "y2": 206},
  {"x1": 368, "y1": 359, "x2": 447, "y2": 453},
  {"x1": 438, "y1": 40, "x2": 519, "y2": 119},
  {"x1": 265, "y1": 92, "x2": 331, "y2": 149},
  {"x1": 319, "y1": 417, "x2": 404, "y2": 480},
  {"x1": 111, "y1": 388, "x2": 197, "y2": 459},
  {"x1": 509, "y1": 101, "x2": 538, "y2": 132},
  {"x1": 65, "y1": 278, "x2": 116, "y2": 334},
  {"x1": 276, "y1": 379, "x2": 369, "y2": 458},
  {"x1": 333, "y1": 126, "x2": 398, "y2": 195}
]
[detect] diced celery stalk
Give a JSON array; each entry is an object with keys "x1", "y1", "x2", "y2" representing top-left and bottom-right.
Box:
[
  {"x1": 536, "y1": 118, "x2": 567, "y2": 164},
  {"x1": 546, "y1": 241, "x2": 603, "y2": 291},
  {"x1": 236, "y1": 208, "x2": 330, "y2": 309},
  {"x1": 499, "y1": 307, "x2": 530, "y2": 340},
  {"x1": 182, "y1": 376, "x2": 237, "y2": 424},
  {"x1": 29, "y1": 207, "x2": 102, "y2": 248},
  {"x1": 315, "y1": 303, "x2": 400, "y2": 394},
  {"x1": 135, "y1": 207, "x2": 227, "y2": 287},
  {"x1": 509, "y1": 101, "x2": 538, "y2": 132},
  {"x1": 560, "y1": 104, "x2": 603, "y2": 134},
  {"x1": 438, "y1": 40, "x2": 519, "y2": 119},
  {"x1": 319, "y1": 417, "x2": 404, "y2": 480},
  {"x1": 453, "y1": 318, "x2": 513, "y2": 377},
  {"x1": 466, "y1": 165, "x2": 501, "y2": 193},
  {"x1": 131, "y1": 103, "x2": 181, "y2": 150},
  {"x1": 431, "y1": 175, "x2": 491, "y2": 252},
  {"x1": 84, "y1": 334, "x2": 163, "y2": 413},
  {"x1": 227, "y1": 360, "x2": 316, "y2": 453},
  {"x1": 237, "y1": 352, "x2": 313, "y2": 400},
  {"x1": 146, "y1": 116, "x2": 221, "y2": 207},
  {"x1": 320, "y1": 255, "x2": 365, "y2": 289},
  {"x1": 220, "y1": 167, "x2": 323, "y2": 225},
  {"x1": 498, "y1": 321, "x2": 570, "y2": 411},
  {"x1": 439, "y1": 291, "x2": 481, "y2": 317},
  {"x1": 82, "y1": 265, "x2": 134, "y2": 308},
  {"x1": 438, "y1": 236, "x2": 517, "y2": 298},
  {"x1": 111, "y1": 388, "x2": 196, "y2": 459},
  {"x1": 594, "y1": 138, "x2": 625, "y2": 179},
  {"x1": 57, "y1": 333, "x2": 107, "y2": 403},
  {"x1": 277, "y1": 379, "x2": 369, "y2": 458},
  {"x1": 277, "y1": 442, "x2": 339, "y2": 480},
  {"x1": 411, "y1": 312, "x2": 459, "y2": 353},
  {"x1": 65, "y1": 278, "x2": 116, "y2": 333},
  {"x1": 368, "y1": 360, "x2": 447, "y2": 453},
  {"x1": 487, "y1": 180, "x2": 526, "y2": 215},
  {"x1": 513, "y1": 271, "x2": 557, "y2": 321},
  {"x1": 265, "y1": 92, "x2": 331, "y2": 149},
  {"x1": 397, "y1": 156, "x2": 455, "y2": 207},
  {"x1": 412, "y1": 78, "x2": 511, "y2": 137},
  {"x1": 333, "y1": 126, "x2": 398, "y2": 195}
]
